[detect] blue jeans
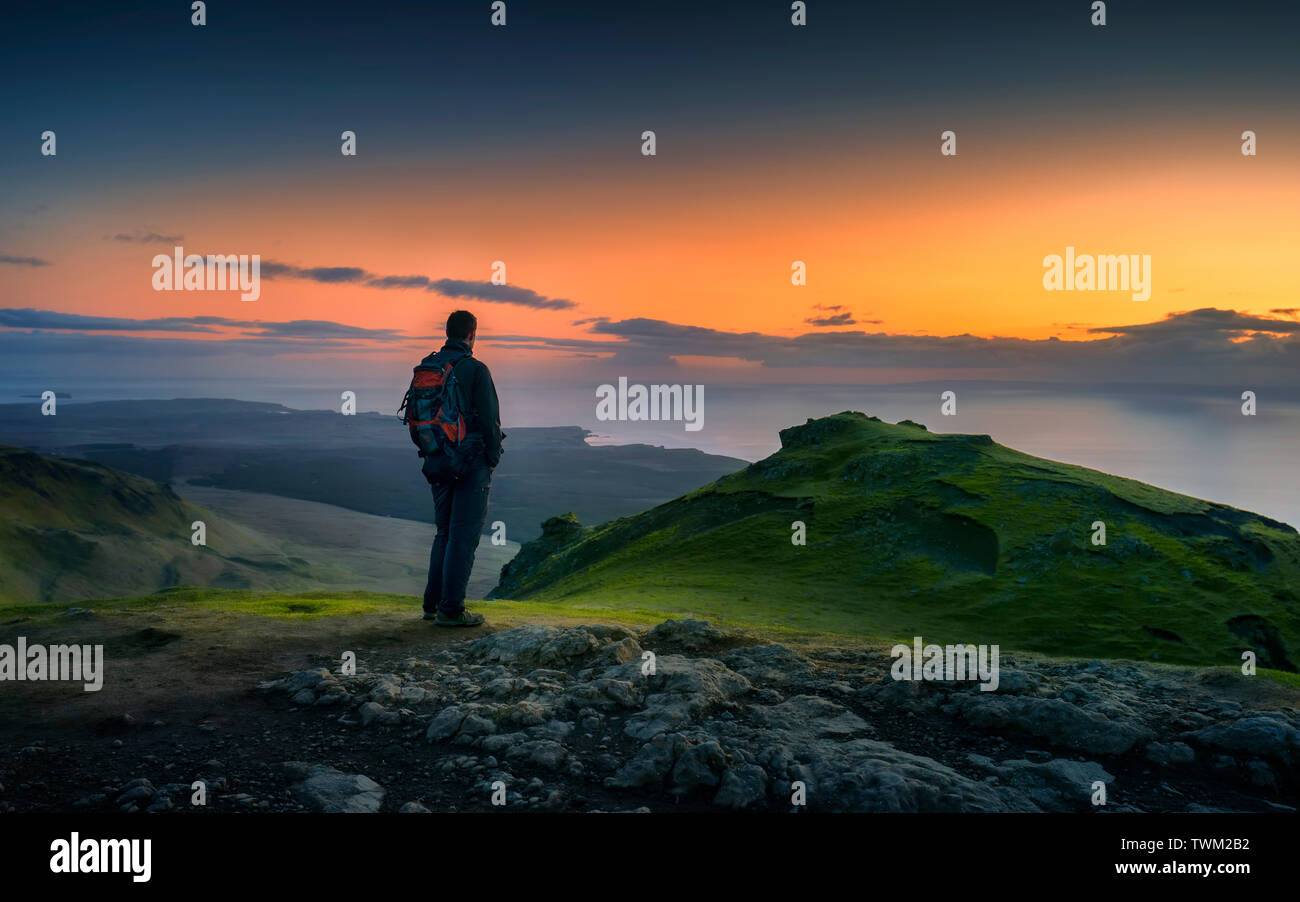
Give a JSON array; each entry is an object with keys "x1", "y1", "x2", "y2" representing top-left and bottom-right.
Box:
[{"x1": 423, "y1": 461, "x2": 492, "y2": 616}]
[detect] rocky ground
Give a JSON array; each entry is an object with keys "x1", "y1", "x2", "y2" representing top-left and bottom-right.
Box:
[{"x1": 3, "y1": 618, "x2": 1298, "y2": 813}]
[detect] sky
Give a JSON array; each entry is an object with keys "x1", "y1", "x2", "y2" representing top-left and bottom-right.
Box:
[{"x1": 2, "y1": 0, "x2": 1299, "y2": 397}]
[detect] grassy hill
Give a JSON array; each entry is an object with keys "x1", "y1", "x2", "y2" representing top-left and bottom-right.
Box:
[
  {"x1": 0, "y1": 446, "x2": 516, "y2": 604},
  {"x1": 491, "y1": 412, "x2": 1300, "y2": 668},
  {"x1": 0, "y1": 399, "x2": 747, "y2": 541},
  {"x1": 0, "y1": 445, "x2": 318, "y2": 602}
]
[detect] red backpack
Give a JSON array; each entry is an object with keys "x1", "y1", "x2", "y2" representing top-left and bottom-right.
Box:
[{"x1": 398, "y1": 357, "x2": 480, "y2": 481}]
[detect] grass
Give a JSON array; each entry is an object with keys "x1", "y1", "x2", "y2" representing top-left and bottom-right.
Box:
[
  {"x1": 491, "y1": 412, "x2": 1300, "y2": 670},
  {"x1": 5, "y1": 413, "x2": 1297, "y2": 673},
  {"x1": 8, "y1": 588, "x2": 1300, "y2": 697}
]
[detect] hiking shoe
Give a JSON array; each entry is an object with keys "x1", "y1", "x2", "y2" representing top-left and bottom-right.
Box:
[
  {"x1": 422, "y1": 612, "x2": 438, "y2": 621},
  {"x1": 435, "y1": 609, "x2": 485, "y2": 628}
]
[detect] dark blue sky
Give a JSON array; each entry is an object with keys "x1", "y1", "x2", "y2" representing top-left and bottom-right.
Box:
[{"x1": 5, "y1": 0, "x2": 1298, "y2": 184}]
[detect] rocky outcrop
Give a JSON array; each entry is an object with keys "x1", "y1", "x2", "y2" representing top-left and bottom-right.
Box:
[
  {"x1": 253, "y1": 618, "x2": 1300, "y2": 813},
  {"x1": 282, "y1": 762, "x2": 385, "y2": 813}
]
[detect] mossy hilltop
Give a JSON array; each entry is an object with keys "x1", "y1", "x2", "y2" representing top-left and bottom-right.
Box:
[{"x1": 492, "y1": 412, "x2": 1300, "y2": 668}]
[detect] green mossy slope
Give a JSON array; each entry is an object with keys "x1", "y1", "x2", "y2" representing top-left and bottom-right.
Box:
[{"x1": 491, "y1": 413, "x2": 1300, "y2": 668}]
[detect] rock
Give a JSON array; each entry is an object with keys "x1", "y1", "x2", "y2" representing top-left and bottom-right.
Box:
[
  {"x1": 467, "y1": 625, "x2": 603, "y2": 666},
  {"x1": 614, "y1": 655, "x2": 751, "y2": 739},
  {"x1": 539, "y1": 628, "x2": 602, "y2": 665},
  {"x1": 275, "y1": 668, "x2": 331, "y2": 693},
  {"x1": 802, "y1": 739, "x2": 1018, "y2": 813},
  {"x1": 115, "y1": 779, "x2": 156, "y2": 806},
  {"x1": 515, "y1": 740, "x2": 568, "y2": 770},
  {"x1": 530, "y1": 719, "x2": 574, "y2": 739},
  {"x1": 644, "y1": 619, "x2": 725, "y2": 652},
  {"x1": 865, "y1": 678, "x2": 945, "y2": 710},
  {"x1": 480, "y1": 732, "x2": 527, "y2": 754},
  {"x1": 994, "y1": 670, "x2": 1045, "y2": 695},
  {"x1": 314, "y1": 687, "x2": 349, "y2": 706},
  {"x1": 284, "y1": 762, "x2": 384, "y2": 813},
  {"x1": 369, "y1": 679, "x2": 402, "y2": 703},
  {"x1": 481, "y1": 677, "x2": 534, "y2": 698},
  {"x1": 154, "y1": 783, "x2": 191, "y2": 800},
  {"x1": 562, "y1": 678, "x2": 642, "y2": 711},
  {"x1": 1246, "y1": 760, "x2": 1276, "y2": 789},
  {"x1": 1191, "y1": 715, "x2": 1300, "y2": 767},
  {"x1": 237, "y1": 613, "x2": 1296, "y2": 815},
  {"x1": 720, "y1": 644, "x2": 816, "y2": 686},
  {"x1": 756, "y1": 695, "x2": 870, "y2": 738},
  {"x1": 495, "y1": 700, "x2": 554, "y2": 726},
  {"x1": 714, "y1": 765, "x2": 769, "y2": 809},
  {"x1": 1145, "y1": 741, "x2": 1196, "y2": 768},
  {"x1": 360, "y1": 702, "x2": 399, "y2": 727},
  {"x1": 399, "y1": 801, "x2": 432, "y2": 813},
  {"x1": 952, "y1": 694, "x2": 1148, "y2": 755},
  {"x1": 975, "y1": 758, "x2": 1113, "y2": 812},
  {"x1": 458, "y1": 712, "x2": 497, "y2": 738},
  {"x1": 603, "y1": 637, "x2": 644, "y2": 664},
  {"x1": 672, "y1": 740, "x2": 727, "y2": 793},
  {"x1": 290, "y1": 689, "x2": 317, "y2": 706},
  {"x1": 427, "y1": 706, "x2": 468, "y2": 742},
  {"x1": 606, "y1": 733, "x2": 685, "y2": 789}
]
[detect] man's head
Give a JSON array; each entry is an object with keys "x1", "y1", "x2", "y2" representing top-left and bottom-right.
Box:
[{"x1": 446, "y1": 310, "x2": 478, "y2": 347}]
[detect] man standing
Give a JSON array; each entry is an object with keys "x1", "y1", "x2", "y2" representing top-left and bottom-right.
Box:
[{"x1": 412, "y1": 310, "x2": 504, "y2": 626}]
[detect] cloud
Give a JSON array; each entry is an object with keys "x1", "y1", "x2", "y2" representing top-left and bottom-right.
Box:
[
  {"x1": 484, "y1": 332, "x2": 629, "y2": 354},
  {"x1": 0, "y1": 254, "x2": 52, "y2": 267},
  {"x1": 242, "y1": 320, "x2": 416, "y2": 341},
  {"x1": 261, "y1": 261, "x2": 370, "y2": 284},
  {"x1": 5, "y1": 305, "x2": 1297, "y2": 387},
  {"x1": 367, "y1": 274, "x2": 431, "y2": 289},
  {"x1": 111, "y1": 231, "x2": 184, "y2": 244},
  {"x1": 805, "y1": 312, "x2": 858, "y2": 326},
  {"x1": 0, "y1": 308, "x2": 228, "y2": 333},
  {"x1": 805, "y1": 305, "x2": 882, "y2": 327},
  {"x1": 0, "y1": 308, "x2": 423, "y2": 343},
  {"x1": 495, "y1": 307, "x2": 1300, "y2": 384},
  {"x1": 427, "y1": 278, "x2": 576, "y2": 310},
  {"x1": 0, "y1": 329, "x2": 385, "y2": 360},
  {"x1": 259, "y1": 260, "x2": 576, "y2": 309},
  {"x1": 1087, "y1": 307, "x2": 1300, "y2": 337}
]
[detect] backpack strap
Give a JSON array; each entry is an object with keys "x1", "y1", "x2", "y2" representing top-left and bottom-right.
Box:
[
  {"x1": 444, "y1": 354, "x2": 476, "y2": 424},
  {"x1": 397, "y1": 352, "x2": 475, "y2": 427}
]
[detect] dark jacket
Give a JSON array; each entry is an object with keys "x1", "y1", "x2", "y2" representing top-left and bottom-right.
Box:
[{"x1": 419, "y1": 338, "x2": 504, "y2": 468}]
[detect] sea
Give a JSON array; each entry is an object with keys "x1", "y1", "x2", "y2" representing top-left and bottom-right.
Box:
[{"x1": 6, "y1": 378, "x2": 1298, "y2": 530}]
